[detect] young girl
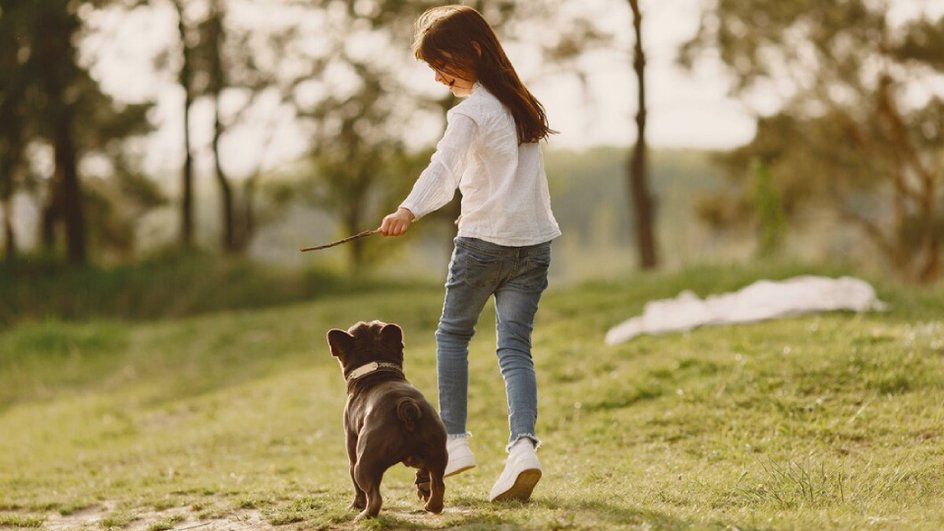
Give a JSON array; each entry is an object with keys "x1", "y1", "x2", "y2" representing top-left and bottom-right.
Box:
[{"x1": 379, "y1": 5, "x2": 560, "y2": 502}]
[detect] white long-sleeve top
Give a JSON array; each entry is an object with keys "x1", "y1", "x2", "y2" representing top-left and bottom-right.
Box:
[{"x1": 400, "y1": 83, "x2": 561, "y2": 247}]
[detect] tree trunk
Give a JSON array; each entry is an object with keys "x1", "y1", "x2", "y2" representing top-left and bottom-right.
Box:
[
  {"x1": 53, "y1": 112, "x2": 86, "y2": 264},
  {"x1": 0, "y1": 0, "x2": 20, "y2": 260},
  {"x1": 346, "y1": 197, "x2": 366, "y2": 274},
  {"x1": 2, "y1": 208, "x2": 13, "y2": 260},
  {"x1": 33, "y1": 1, "x2": 85, "y2": 264},
  {"x1": 213, "y1": 94, "x2": 235, "y2": 253},
  {"x1": 918, "y1": 179, "x2": 940, "y2": 282},
  {"x1": 41, "y1": 197, "x2": 58, "y2": 252},
  {"x1": 0, "y1": 141, "x2": 20, "y2": 261},
  {"x1": 627, "y1": 0, "x2": 657, "y2": 269},
  {"x1": 342, "y1": 168, "x2": 374, "y2": 274},
  {"x1": 877, "y1": 76, "x2": 941, "y2": 282},
  {"x1": 236, "y1": 174, "x2": 259, "y2": 252},
  {"x1": 1, "y1": 194, "x2": 14, "y2": 260},
  {"x1": 175, "y1": 0, "x2": 195, "y2": 249},
  {"x1": 208, "y1": 3, "x2": 235, "y2": 253}
]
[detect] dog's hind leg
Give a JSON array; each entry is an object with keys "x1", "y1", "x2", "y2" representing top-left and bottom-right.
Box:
[
  {"x1": 353, "y1": 461, "x2": 384, "y2": 520},
  {"x1": 348, "y1": 464, "x2": 367, "y2": 510},
  {"x1": 346, "y1": 431, "x2": 366, "y2": 510}
]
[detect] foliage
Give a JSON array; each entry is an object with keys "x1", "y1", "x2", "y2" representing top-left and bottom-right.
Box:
[
  {"x1": 545, "y1": 147, "x2": 724, "y2": 247},
  {"x1": 0, "y1": 251, "x2": 428, "y2": 330},
  {"x1": 682, "y1": 0, "x2": 944, "y2": 282},
  {"x1": 0, "y1": 0, "x2": 157, "y2": 263},
  {"x1": 750, "y1": 159, "x2": 787, "y2": 257},
  {"x1": 0, "y1": 262, "x2": 942, "y2": 529},
  {"x1": 292, "y1": 0, "x2": 611, "y2": 272},
  {"x1": 5, "y1": 0, "x2": 612, "y2": 268}
]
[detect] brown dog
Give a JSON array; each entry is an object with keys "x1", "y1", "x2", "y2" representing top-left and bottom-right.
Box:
[{"x1": 327, "y1": 320, "x2": 447, "y2": 520}]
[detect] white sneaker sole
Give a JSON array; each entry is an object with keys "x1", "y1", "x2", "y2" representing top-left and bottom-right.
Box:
[
  {"x1": 444, "y1": 455, "x2": 476, "y2": 477},
  {"x1": 491, "y1": 468, "x2": 542, "y2": 502},
  {"x1": 444, "y1": 463, "x2": 475, "y2": 477}
]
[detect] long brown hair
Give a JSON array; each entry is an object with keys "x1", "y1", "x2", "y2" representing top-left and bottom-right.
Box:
[{"x1": 412, "y1": 5, "x2": 555, "y2": 144}]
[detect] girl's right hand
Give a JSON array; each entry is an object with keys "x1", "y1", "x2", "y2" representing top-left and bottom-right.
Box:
[{"x1": 379, "y1": 207, "x2": 415, "y2": 236}]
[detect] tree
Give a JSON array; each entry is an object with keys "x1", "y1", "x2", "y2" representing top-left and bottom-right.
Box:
[
  {"x1": 2, "y1": 0, "x2": 156, "y2": 264},
  {"x1": 171, "y1": 0, "x2": 197, "y2": 249},
  {"x1": 682, "y1": 0, "x2": 944, "y2": 282},
  {"x1": 203, "y1": 0, "x2": 237, "y2": 253},
  {"x1": 30, "y1": 0, "x2": 88, "y2": 263},
  {"x1": 0, "y1": 0, "x2": 27, "y2": 260},
  {"x1": 627, "y1": 0, "x2": 657, "y2": 269},
  {"x1": 305, "y1": 59, "x2": 418, "y2": 272},
  {"x1": 171, "y1": 0, "x2": 297, "y2": 254},
  {"x1": 291, "y1": 0, "x2": 609, "y2": 272}
]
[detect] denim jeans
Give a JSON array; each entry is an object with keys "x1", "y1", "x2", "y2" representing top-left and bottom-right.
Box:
[{"x1": 436, "y1": 236, "x2": 552, "y2": 449}]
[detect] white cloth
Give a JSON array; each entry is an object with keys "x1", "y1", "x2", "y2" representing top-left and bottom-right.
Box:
[
  {"x1": 400, "y1": 83, "x2": 561, "y2": 247},
  {"x1": 605, "y1": 275, "x2": 887, "y2": 345}
]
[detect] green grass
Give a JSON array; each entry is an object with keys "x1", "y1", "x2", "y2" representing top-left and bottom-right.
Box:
[
  {"x1": 0, "y1": 251, "x2": 429, "y2": 329},
  {"x1": 1, "y1": 262, "x2": 943, "y2": 530}
]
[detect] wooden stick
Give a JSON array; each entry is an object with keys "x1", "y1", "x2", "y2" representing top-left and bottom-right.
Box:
[{"x1": 299, "y1": 229, "x2": 381, "y2": 252}]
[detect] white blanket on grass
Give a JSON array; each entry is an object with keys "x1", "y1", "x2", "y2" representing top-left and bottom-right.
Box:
[{"x1": 605, "y1": 275, "x2": 887, "y2": 345}]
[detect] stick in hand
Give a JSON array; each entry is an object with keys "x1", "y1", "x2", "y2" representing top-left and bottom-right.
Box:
[{"x1": 299, "y1": 229, "x2": 381, "y2": 252}]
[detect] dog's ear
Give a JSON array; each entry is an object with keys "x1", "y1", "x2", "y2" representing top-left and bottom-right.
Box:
[
  {"x1": 380, "y1": 323, "x2": 404, "y2": 350},
  {"x1": 327, "y1": 329, "x2": 354, "y2": 358}
]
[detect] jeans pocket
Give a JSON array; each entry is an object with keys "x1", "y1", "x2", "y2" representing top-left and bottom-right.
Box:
[
  {"x1": 514, "y1": 248, "x2": 551, "y2": 291},
  {"x1": 462, "y1": 251, "x2": 501, "y2": 288}
]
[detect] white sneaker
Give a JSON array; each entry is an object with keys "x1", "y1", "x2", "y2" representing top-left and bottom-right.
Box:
[
  {"x1": 488, "y1": 438, "x2": 542, "y2": 502},
  {"x1": 444, "y1": 436, "x2": 476, "y2": 477}
]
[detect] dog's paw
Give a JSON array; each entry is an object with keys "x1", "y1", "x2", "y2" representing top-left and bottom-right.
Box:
[
  {"x1": 424, "y1": 500, "x2": 444, "y2": 514},
  {"x1": 415, "y1": 470, "x2": 431, "y2": 501},
  {"x1": 415, "y1": 481, "x2": 431, "y2": 501},
  {"x1": 348, "y1": 498, "x2": 366, "y2": 511}
]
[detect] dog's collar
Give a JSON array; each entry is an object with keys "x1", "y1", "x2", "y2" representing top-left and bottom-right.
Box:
[{"x1": 346, "y1": 361, "x2": 403, "y2": 382}]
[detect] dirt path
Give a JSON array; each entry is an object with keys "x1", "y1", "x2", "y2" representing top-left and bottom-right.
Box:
[{"x1": 39, "y1": 503, "x2": 272, "y2": 531}]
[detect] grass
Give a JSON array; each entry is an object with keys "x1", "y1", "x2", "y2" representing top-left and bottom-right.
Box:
[
  {"x1": 0, "y1": 251, "x2": 428, "y2": 329},
  {"x1": 1, "y1": 261, "x2": 943, "y2": 529}
]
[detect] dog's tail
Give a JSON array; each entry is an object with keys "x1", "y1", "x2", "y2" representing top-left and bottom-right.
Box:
[{"x1": 396, "y1": 397, "x2": 422, "y2": 432}]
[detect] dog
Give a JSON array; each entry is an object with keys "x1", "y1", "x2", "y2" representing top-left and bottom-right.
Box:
[{"x1": 327, "y1": 320, "x2": 447, "y2": 520}]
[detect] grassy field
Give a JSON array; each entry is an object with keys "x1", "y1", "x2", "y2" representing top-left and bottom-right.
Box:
[{"x1": 1, "y1": 262, "x2": 943, "y2": 530}]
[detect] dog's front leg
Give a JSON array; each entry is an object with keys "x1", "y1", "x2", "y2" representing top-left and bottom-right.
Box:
[
  {"x1": 414, "y1": 468, "x2": 431, "y2": 501},
  {"x1": 346, "y1": 429, "x2": 366, "y2": 510},
  {"x1": 424, "y1": 459, "x2": 446, "y2": 514}
]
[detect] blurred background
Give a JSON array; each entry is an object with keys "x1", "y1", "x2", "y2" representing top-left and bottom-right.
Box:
[{"x1": 2, "y1": 0, "x2": 943, "y2": 324}]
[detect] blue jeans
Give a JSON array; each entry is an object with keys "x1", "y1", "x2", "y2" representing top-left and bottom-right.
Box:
[{"x1": 436, "y1": 236, "x2": 552, "y2": 449}]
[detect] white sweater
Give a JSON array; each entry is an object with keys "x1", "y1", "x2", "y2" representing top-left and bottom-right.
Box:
[{"x1": 400, "y1": 83, "x2": 561, "y2": 247}]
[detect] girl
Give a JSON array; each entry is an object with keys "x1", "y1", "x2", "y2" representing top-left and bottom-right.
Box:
[{"x1": 379, "y1": 4, "x2": 560, "y2": 502}]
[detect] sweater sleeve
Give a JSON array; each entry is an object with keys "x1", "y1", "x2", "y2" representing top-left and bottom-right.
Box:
[{"x1": 399, "y1": 112, "x2": 476, "y2": 220}]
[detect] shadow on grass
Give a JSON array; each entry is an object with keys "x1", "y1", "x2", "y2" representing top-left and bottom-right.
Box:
[{"x1": 370, "y1": 497, "x2": 698, "y2": 530}]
